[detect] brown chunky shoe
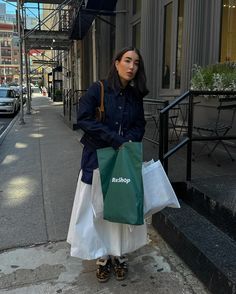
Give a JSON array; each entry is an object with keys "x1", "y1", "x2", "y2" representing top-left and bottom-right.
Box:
[
  {"x1": 96, "y1": 257, "x2": 112, "y2": 283},
  {"x1": 113, "y1": 256, "x2": 128, "y2": 281}
]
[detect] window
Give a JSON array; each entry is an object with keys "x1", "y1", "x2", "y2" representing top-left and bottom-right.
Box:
[
  {"x1": 132, "y1": 22, "x2": 141, "y2": 49},
  {"x1": 175, "y1": 0, "x2": 184, "y2": 89},
  {"x1": 161, "y1": 0, "x2": 184, "y2": 92},
  {"x1": 133, "y1": 0, "x2": 141, "y2": 15},
  {"x1": 162, "y1": 2, "x2": 172, "y2": 89},
  {"x1": 110, "y1": 16, "x2": 116, "y2": 60},
  {"x1": 221, "y1": 0, "x2": 236, "y2": 61},
  {"x1": 0, "y1": 89, "x2": 14, "y2": 97},
  {"x1": 131, "y1": 0, "x2": 142, "y2": 49}
]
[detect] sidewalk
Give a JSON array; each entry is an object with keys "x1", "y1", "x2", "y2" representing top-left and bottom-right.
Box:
[{"x1": 0, "y1": 96, "x2": 209, "y2": 293}]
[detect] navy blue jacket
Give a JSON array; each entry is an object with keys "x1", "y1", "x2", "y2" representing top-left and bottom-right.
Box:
[{"x1": 78, "y1": 80, "x2": 146, "y2": 184}]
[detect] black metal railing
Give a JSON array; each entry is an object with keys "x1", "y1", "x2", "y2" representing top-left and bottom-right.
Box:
[
  {"x1": 159, "y1": 90, "x2": 236, "y2": 181},
  {"x1": 63, "y1": 88, "x2": 86, "y2": 128},
  {"x1": 73, "y1": 89, "x2": 87, "y2": 119},
  {"x1": 63, "y1": 88, "x2": 72, "y2": 117},
  {"x1": 143, "y1": 98, "x2": 168, "y2": 144}
]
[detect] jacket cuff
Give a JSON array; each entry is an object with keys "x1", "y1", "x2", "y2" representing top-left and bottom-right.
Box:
[{"x1": 111, "y1": 136, "x2": 127, "y2": 149}]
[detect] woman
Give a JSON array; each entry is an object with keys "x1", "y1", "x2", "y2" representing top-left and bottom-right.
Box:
[{"x1": 67, "y1": 46, "x2": 149, "y2": 283}]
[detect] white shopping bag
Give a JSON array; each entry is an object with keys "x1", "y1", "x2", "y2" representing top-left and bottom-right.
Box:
[
  {"x1": 142, "y1": 160, "x2": 180, "y2": 217},
  {"x1": 91, "y1": 169, "x2": 104, "y2": 219},
  {"x1": 67, "y1": 172, "x2": 108, "y2": 259},
  {"x1": 67, "y1": 172, "x2": 147, "y2": 260}
]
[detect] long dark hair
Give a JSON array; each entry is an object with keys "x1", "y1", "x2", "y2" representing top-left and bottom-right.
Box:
[{"x1": 107, "y1": 46, "x2": 149, "y2": 99}]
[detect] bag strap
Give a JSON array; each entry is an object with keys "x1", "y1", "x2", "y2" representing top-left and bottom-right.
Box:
[{"x1": 98, "y1": 80, "x2": 104, "y2": 113}]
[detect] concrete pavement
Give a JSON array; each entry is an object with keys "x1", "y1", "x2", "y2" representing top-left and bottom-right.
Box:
[{"x1": 0, "y1": 95, "x2": 209, "y2": 293}]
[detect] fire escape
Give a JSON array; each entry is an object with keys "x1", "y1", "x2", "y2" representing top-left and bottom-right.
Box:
[{"x1": 12, "y1": 0, "x2": 117, "y2": 123}]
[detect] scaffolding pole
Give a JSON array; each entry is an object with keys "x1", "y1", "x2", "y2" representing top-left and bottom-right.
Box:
[
  {"x1": 25, "y1": 50, "x2": 31, "y2": 114},
  {"x1": 22, "y1": 14, "x2": 31, "y2": 115},
  {"x1": 17, "y1": 0, "x2": 25, "y2": 124}
]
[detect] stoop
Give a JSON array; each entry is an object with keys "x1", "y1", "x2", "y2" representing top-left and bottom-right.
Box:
[{"x1": 152, "y1": 180, "x2": 236, "y2": 294}]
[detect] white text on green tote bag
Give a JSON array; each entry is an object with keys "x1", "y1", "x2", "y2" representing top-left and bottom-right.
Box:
[{"x1": 111, "y1": 177, "x2": 131, "y2": 184}]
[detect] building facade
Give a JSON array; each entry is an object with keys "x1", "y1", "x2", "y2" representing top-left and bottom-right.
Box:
[
  {"x1": 0, "y1": 2, "x2": 39, "y2": 85},
  {"x1": 60, "y1": 0, "x2": 235, "y2": 129},
  {"x1": 63, "y1": 0, "x2": 235, "y2": 94},
  {"x1": 0, "y1": 22, "x2": 19, "y2": 84}
]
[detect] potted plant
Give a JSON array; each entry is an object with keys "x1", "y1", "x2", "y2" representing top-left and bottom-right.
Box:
[
  {"x1": 54, "y1": 89, "x2": 62, "y2": 101},
  {"x1": 190, "y1": 62, "x2": 236, "y2": 92},
  {"x1": 190, "y1": 62, "x2": 236, "y2": 127}
]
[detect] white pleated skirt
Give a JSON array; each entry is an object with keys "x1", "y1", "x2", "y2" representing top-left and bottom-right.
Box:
[{"x1": 67, "y1": 171, "x2": 148, "y2": 260}]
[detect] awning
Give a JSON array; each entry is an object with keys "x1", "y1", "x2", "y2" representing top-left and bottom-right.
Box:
[
  {"x1": 70, "y1": 0, "x2": 118, "y2": 40},
  {"x1": 85, "y1": 0, "x2": 118, "y2": 13}
]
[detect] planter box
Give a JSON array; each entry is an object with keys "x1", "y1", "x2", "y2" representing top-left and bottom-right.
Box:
[{"x1": 54, "y1": 95, "x2": 62, "y2": 102}]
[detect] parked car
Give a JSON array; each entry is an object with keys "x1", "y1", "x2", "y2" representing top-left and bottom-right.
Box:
[
  {"x1": 0, "y1": 88, "x2": 20, "y2": 115},
  {"x1": 11, "y1": 85, "x2": 27, "y2": 105}
]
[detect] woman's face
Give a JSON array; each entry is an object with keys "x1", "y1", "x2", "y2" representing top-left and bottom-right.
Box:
[{"x1": 115, "y1": 50, "x2": 139, "y2": 87}]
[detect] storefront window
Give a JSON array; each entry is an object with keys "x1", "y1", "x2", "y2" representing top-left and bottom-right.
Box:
[
  {"x1": 110, "y1": 17, "x2": 116, "y2": 60},
  {"x1": 133, "y1": 0, "x2": 141, "y2": 15},
  {"x1": 132, "y1": 22, "x2": 141, "y2": 49},
  {"x1": 175, "y1": 0, "x2": 184, "y2": 89},
  {"x1": 221, "y1": 0, "x2": 236, "y2": 62},
  {"x1": 162, "y1": 2, "x2": 172, "y2": 89}
]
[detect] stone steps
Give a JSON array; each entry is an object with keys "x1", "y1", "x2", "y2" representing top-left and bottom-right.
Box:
[{"x1": 152, "y1": 183, "x2": 236, "y2": 294}]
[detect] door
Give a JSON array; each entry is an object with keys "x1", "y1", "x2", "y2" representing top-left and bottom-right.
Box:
[{"x1": 160, "y1": 0, "x2": 184, "y2": 97}]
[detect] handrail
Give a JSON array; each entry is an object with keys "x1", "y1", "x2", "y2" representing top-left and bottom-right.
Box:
[
  {"x1": 143, "y1": 98, "x2": 168, "y2": 145},
  {"x1": 63, "y1": 88, "x2": 71, "y2": 116},
  {"x1": 160, "y1": 91, "x2": 191, "y2": 114},
  {"x1": 159, "y1": 90, "x2": 236, "y2": 181},
  {"x1": 73, "y1": 89, "x2": 87, "y2": 106},
  {"x1": 159, "y1": 90, "x2": 194, "y2": 177},
  {"x1": 163, "y1": 137, "x2": 190, "y2": 159},
  {"x1": 190, "y1": 90, "x2": 236, "y2": 96},
  {"x1": 143, "y1": 98, "x2": 167, "y2": 103}
]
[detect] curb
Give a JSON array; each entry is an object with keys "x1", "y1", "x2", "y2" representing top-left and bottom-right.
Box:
[{"x1": 0, "y1": 112, "x2": 19, "y2": 145}]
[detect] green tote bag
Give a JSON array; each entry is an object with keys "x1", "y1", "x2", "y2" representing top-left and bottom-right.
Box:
[{"x1": 97, "y1": 142, "x2": 144, "y2": 225}]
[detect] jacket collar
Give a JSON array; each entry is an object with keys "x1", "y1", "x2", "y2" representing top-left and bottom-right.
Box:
[{"x1": 107, "y1": 79, "x2": 133, "y2": 96}]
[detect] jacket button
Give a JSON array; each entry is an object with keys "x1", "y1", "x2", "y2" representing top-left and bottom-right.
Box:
[
  {"x1": 120, "y1": 92, "x2": 123, "y2": 96},
  {"x1": 118, "y1": 106, "x2": 122, "y2": 110},
  {"x1": 115, "y1": 121, "x2": 119, "y2": 125}
]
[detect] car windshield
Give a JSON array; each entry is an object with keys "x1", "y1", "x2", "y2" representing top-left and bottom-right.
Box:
[{"x1": 0, "y1": 89, "x2": 13, "y2": 98}]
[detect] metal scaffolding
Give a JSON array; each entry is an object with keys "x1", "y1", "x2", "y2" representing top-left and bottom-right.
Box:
[{"x1": 13, "y1": 0, "x2": 74, "y2": 122}]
